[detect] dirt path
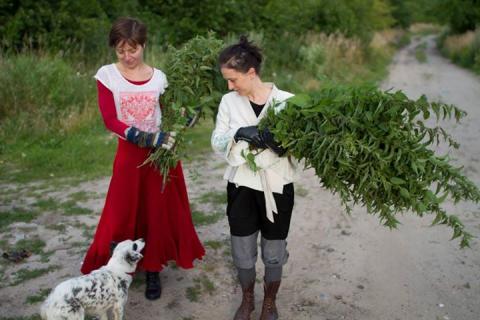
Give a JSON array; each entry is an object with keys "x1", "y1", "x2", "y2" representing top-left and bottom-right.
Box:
[{"x1": 1, "y1": 35, "x2": 479, "y2": 320}]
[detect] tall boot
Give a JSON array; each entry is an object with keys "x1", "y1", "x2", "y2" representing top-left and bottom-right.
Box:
[
  {"x1": 145, "y1": 271, "x2": 162, "y2": 300},
  {"x1": 259, "y1": 280, "x2": 281, "y2": 320},
  {"x1": 234, "y1": 281, "x2": 255, "y2": 320}
]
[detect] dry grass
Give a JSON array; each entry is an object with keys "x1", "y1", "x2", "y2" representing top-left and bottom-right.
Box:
[
  {"x1": 409, "y1": 23, "x2": 443, "y2": 35},
  {"x1": 300, "y1": 33, "x2": 364, "y2": 78},
  {"x1": 59, "y1": 101, "x2": 98, "y2": 133},
  {"x1": 370, "y1": 29, "x2": 405, "y2": 49},
  {"x1": 443, "y1": 30, "x2": 476, "y2": 55}
]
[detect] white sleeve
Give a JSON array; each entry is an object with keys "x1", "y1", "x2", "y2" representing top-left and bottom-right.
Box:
[
  {"x1": 94, "y1": 66, "x2": 112, "y2": 91},
  {"x1": 160, "y1": 70, "x2": 168, "y2": 94},
  {"x1": 211, "y1": 97, "x2": 238, "y2": 154}
]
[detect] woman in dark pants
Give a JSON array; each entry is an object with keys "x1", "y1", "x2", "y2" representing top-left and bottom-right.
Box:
[{"x1": 212, "y1": 36, "x2": 296, "y2": 320}]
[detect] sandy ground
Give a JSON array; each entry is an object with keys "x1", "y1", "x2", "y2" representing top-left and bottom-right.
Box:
[{"x1": 1, "y1": 35, "x2": 479, "y2": 320}]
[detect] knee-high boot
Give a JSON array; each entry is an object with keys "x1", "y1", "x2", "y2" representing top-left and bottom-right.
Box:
[
  {"x1": 259, "y1": 280, "x2": 280, "y2": 320},
  {"x1": 234, "y1": 280, "x2": 255, "y2": 320}
]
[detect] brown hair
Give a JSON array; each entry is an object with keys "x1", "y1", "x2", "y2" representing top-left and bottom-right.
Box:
[
  {"x1": 218, "y1": 35, "x2": 263, "y2": 74},
  {"x1": 108, "y1": 17, "x2": 147, "y2": 48}
]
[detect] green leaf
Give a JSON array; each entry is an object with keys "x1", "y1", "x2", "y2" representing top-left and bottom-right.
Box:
[
  {"x1": 399, "y1": 187, "x2": 410, "y2": 199},
  {"x1": 286, "y1": 94, "x2": 312, "y2": 107},
  {"x1": 390, "y1": 177, "x2": 406, "y2": 185}
]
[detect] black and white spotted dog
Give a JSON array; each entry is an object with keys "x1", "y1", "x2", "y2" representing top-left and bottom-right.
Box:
[{"x1": 41, "y1": 239, "x2": 145, "y2": 320}]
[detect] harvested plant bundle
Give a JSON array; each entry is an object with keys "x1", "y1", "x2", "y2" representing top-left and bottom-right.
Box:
[
  {"x1": 259, "y1": 85, "x2": 480, "y2": 247},
  {"x1": 144, "y1": 34, "x2": 225, "y2": 182}
]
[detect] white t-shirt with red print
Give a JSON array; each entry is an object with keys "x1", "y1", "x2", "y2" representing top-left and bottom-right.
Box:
[{"x1": 94, "y1": 64, "x2": 168, "y2": 133}]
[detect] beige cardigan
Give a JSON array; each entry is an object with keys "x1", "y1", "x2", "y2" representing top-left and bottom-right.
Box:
[{"x1": 211, "y1": 84, "x2": 297, "y2": 221}]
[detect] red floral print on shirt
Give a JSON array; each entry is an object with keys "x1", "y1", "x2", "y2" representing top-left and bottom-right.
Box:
[{"x1": 119, "y1": 91, "x2": 160, "y2": 132}]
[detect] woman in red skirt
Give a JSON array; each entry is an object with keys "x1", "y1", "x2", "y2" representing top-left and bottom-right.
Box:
[{"x1": 81, "y1": 17, "x2": 205, "y2": 300}]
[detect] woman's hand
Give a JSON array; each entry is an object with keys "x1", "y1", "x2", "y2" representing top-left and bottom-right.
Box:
[
  {"x1": 234, "y1": 126, "x2": 266, "y2": 149},
  {"x1": 125, "y1": 127, "x2": 176, "y2": 149}
]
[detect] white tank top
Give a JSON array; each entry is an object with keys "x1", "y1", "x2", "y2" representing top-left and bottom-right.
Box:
[{"x1": 94, "y1": 64, "x2": 168, "y2": 133}]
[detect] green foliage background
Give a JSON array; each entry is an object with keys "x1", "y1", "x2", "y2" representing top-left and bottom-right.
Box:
[{"x1": 0, "y1": 0, "x2": 478, "y2": 181}]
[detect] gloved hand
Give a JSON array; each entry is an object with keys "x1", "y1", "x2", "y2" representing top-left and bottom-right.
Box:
[
  {"x1": 259, "y1": 127, "x2": 287, "y2": 156},
  {"x1": 125, "y1": 127, "x2": 176, "y2": 150},
  {"x1": 234, "y1": 126, "x2": 266, "y2": 149},
  {"x1": 181, "y1": 106, "x2": 201, "y2": 128}
]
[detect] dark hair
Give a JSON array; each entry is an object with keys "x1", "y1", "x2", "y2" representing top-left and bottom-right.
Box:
[
  {"x1": 109, "y1": 17, "x2": 147, "y2": 48},
  {"x1": 218, "y1": 35, "x2": 263, "y2": 74}
]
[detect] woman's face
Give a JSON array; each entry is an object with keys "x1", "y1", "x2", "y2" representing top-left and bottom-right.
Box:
[
  {"x1": 221, "y1": 67, "x2": 256, "y2": 96},
  {"x1": 115, "y1": 41, "x2": 144, "y2": 69}
]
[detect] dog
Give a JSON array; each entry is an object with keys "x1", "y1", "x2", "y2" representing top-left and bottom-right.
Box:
[{"x1": 41, "y1": 238, "x2": 145, "y2": 320}]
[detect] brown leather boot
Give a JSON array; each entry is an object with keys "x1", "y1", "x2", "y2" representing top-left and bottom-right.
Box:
[
  {"x1": 234, "y1": 281, "x2": 255, "y2": 320},
  {"x1": 259, "y1": 280, "x2": 280, "y2": 320}
]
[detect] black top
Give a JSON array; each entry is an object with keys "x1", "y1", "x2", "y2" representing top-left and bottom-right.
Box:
[{"x1": 250, "y1": 101, "x2": 265, "y2": 117}]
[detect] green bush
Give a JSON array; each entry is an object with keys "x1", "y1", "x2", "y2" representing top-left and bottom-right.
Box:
[{"x1": 0, "y1": 54, "x2": 94, "y2": 128}]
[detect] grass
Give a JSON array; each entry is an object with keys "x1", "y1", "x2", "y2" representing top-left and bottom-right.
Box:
[
  {"x1": 61, "y1": 200, "x2": 92, "y2": 216},
  {"x1": 191, "y1": 210, "x2": 223, "y2": 226},
  {"x1": 0, "y1": 121, "x2": 117, "y2": 183},
  {"x1": 438, "y1": 28, "x2": 480, "y2": 74},
  {"x1": 197, "y1": 190, "x2": 226, "y2": 206},
  {"x1": 33, "y1": 198, "x2": 91, "y2": 216},
  {"x1": 415, "y1": 42, "x2": 428, "y2": 63},
  {"x1": 45, "y1": 223, "x2": 67, "y2": 233},
  {"x1": 10, "y1": 265, "x2": 61, "y2": 286},
  {"x1": 185, "y1": 274, "x2": 216, "y2": 302},
  {"x1": 0, "y1": 316, "x2": 42, "y2": 320},
  {"x1": 0, "y1": 208, "x2": 39, "y2": 230},
  {"x1": 185, "y1": 285, "x2": 201, "y2": 302},
  {"x1": 204, "y1": 240, "x2": 223, "y2": 250},
  {"x1": 25, "y1": 288, "x2": 52, "y2": 304},
  {"x1": 68, "y1": 191, "x2": 97, "y2": 202},
  {"x1": 296, "y1": 186, "x2": 309, "y2": 197},
  {"x1": 13, "y1": 238, "x2": 46, "y2": 255}
]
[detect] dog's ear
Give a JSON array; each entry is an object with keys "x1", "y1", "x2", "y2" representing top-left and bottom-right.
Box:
[{"x1": 110, "y1": 241, "x2": 119, "y2": 255}]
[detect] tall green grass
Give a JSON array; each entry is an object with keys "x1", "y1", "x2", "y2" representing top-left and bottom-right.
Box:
[{"x1": 438, "y1": 28, "x2": 480, "y2": 74}]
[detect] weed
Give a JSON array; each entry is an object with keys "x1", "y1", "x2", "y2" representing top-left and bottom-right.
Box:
[
  {"x1": 193, "y1": 274, "x2": 215, "y2": 295},
  {"x1": 130, "y1": 273, "x2": 144, "y2": 289},
  {"x1": 14, "y1": 238, "x2": 45, "y2": 255},
  {"x1": 0, "y1": 315, "x2": 42, "y2": 320},
  {"x1": 0, "y1": 208, "x2": 39, "y2": 230},
  {"x1": 33, "y1": 198, "x2": 57, "y2": 211},
  {"x1": 25, "y1": 288, "x2": 52, "y2": 304},
  {"x1": 185, "y1": 285, "x2": 201, "y2": 302},
  {"x1": 415, "y1": 42, "x2": 428, "y2": 63},
  {"x1": 204, "y1": 240, "x2": 223, "y2": 250},
  {"x1": 197, "y1": 191, "x2": 226, "y2": 206},
  {"x1": 45, "y1": 223, "x2": 67, "y2": 233},
  {"x1": 296, "y1": 186, "x2": 309, "y2": 197},
  {"x1": 61, "y1": 200, "x2": 92, "y2": 216},
  {"x1": 67, "y1": 191, "x2": 96, "y2": 202},
  {"x1": 40, "y1": 250, "x2": 55, "y2": 263},
  {"x1": 191, "y1": 210, "x2": 223, "y2": 226},
  {"x1": 10, "y1": 265, "x2": 61, "y2": 286}
]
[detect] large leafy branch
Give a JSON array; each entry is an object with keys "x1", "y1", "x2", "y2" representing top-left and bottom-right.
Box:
[
  {"x1": 143, "y1": 34, "x2": 225, "y2": 184},
  {"x1": 259, "y1": 85, "x2": 480, "y2": 247}
]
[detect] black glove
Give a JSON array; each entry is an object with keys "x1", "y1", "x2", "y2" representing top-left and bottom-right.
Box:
[
  {"x1": 234, "y1": 126, "x2": 266, "y2": 149},
  {"x1": 260, "y1": 127, "x2": 287, "y2": 156},
  {"x1": 125, "y1": 127, "x2": 176, "y2": 149}
]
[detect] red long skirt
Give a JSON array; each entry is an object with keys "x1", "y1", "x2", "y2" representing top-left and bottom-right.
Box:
[{"x1": 81, "y1": 139, "x2": 205, "y2": 274}]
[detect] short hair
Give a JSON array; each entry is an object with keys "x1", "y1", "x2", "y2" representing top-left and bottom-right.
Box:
[
  {"x1": 218, "y1": 35, "x2": 263, "y2": 74},
  {"x1": 108, "y1": 17, "x2": 147, "y2": 48}
]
